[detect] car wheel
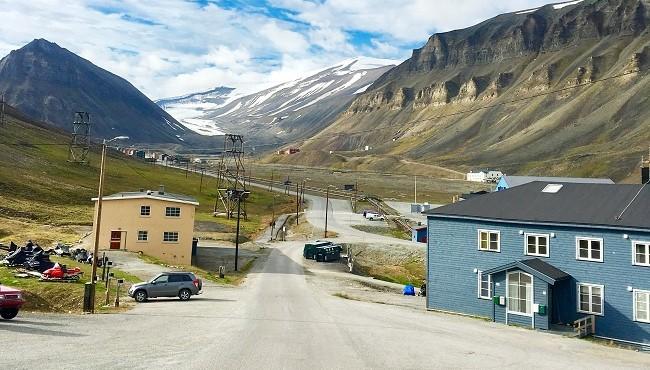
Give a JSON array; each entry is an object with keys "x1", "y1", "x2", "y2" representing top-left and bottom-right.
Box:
[
  {"x1": 134, "y1": 290, "x2": 148, "y2": 303},
  {"x1": 179, "y1": 288, "x2": 192, "y2": 301},
  {"x1": 0, "y1": 308, "x2": 19, "y2": 320}
]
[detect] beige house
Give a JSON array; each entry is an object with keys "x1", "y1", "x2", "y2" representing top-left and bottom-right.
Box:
[{"x1": 92, "y1": 186, "x2": 198, "y2": 265}]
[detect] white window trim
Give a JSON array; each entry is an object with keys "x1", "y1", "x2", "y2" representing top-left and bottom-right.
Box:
[
  {"x1": 576, "y1": 283, "x2": 605, "y2": 316},
  {"x1": 163, "y1": 231, "x2": 179, "y2": 243},
  {"x1": 477, "y1": 270, "x2": 492, "y2": 300},
  {"x1": 140, "y1": 205, "x2": 151, "y2": 217},
  {"x1": 633, "y1": 289, "x2": 650, "y2": 324},
  {"x1": 524, "y1": 233, "x2": 550, "y2": 257},
  {"x1": 632, "y1": 241, "x2": 650, "y2": 267},
  {"x1": 506, "y1": 271, "x2": 534, "y2": 317},
  {"x1": 137, "y1": 230, "x2": 148, "y2": 243},
  {"x1": 477, "y1": 229, "x2": 500, "y2": 252},
  {"x1": 165, "y1": 207, "x2": 181, "y2": 218},
  {"x1": 575, "y1": 237, "x2": 604, "y2": 262}
]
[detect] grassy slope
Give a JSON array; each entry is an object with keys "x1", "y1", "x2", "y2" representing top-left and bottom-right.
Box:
[{"x1": 0, "y1": 109, "x2": 293, "y2": 246}]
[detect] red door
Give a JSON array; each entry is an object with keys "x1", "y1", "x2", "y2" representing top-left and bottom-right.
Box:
[{"x1": 110, "y1": 231, "x2": 121, "y2": 250}]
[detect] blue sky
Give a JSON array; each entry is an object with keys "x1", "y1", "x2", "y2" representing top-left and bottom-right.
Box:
[{"x1": 0, "y1": 0, "x2": 555, "y2": 99}]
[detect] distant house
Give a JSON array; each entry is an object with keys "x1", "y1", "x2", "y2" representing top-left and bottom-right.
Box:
[
  {"x1": 426, "y1": 181, "x2": 650, "y2": 345},
  {"x1": 277, "y1": 148, "x2": 300, "y2": 155},
  {"x1": 92, "y1": 186, "x2": 198, "y2": 265},
  {"x1": 467, "y1": 170, "x2": 503, "y2": 183},
  {"x1": 496, "y1": 175, "x2": 614, "y2": 191},
  {"x1": 412, "y1": 226, "x2": 427, "y2": 243}
]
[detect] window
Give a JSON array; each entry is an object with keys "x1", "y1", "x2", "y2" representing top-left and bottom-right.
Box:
[
  {"x1": 478, "y1": 230, "x2": 500, "y2": 252},
  {"x1": 163, "y1": 232, "x2": 179, "y2": 243},
  {"x1": 633, "y1": 242, "x2": 650, "y2": 267},
  {"x1": 525, "y1": 233, "x2": 549, "y2": 257},
  {"x1": 140, "y1": 205, "x2": 151, "y2": 216},
  {"x1": 576, "y1": 237, "x2": 603, "y2": 262},
  {"x1": 634, "y1": 290, "x2": 650, "y2": 323},
  {"x1": 577, "y1": 283, "x2": 604, "y2": 315},
  {"x1": 477, "y1": 271, "x2": 491, "y2": 299},
  {"x1": 168, "y1": 275, "x2": 184, "y2": 283},
  {"x1": 165, "y1": 207, "x2": 181, "y2": 217},
  {"x1": 507, "y1": 272, "x2": 532, "y2": 316},
  {"x1": 153, "y1": 275, "x2": 169, "y2": 283},
  {"x1": 137, "y1": 230, "x2": 148, "y2": 241},
  {"x1": 542, "y1": 184, "x2": 563, "y2": 193}
]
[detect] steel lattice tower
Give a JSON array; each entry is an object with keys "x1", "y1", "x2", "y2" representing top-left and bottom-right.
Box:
[
  {"x1": 68, "y1": 112, "x2": 91, "y2": 163},
  {"x1": 214, "y1": 134, "x2": 249, "y2": 219}
]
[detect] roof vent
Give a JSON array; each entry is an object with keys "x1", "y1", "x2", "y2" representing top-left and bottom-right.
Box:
[
  {"x1": 542, "y1": 184, "x2": 563, "y2": 193},
  {"x1": 158, "y1": 185, "x2": 165, "y2": 195}
]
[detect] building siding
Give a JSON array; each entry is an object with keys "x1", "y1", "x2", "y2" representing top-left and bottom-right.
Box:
[{"x1": 427, "y1": 216, "x2": 650, "y2": 344}]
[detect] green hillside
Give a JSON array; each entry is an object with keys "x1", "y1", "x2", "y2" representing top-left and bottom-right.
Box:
[{"x1": 0, "y1": 106, "x2": 292, "y2": 246}]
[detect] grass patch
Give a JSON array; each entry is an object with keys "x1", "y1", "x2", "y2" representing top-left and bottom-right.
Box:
[
  {"x1": 350, "y1": 224, "x2": 410, "y2": 240},
  {"x1": 0, "y1": 113, "x2": 294, "y2": 247},
  {"x1": 138, "y1": 253, "x2": 256, "y2": 286},
  {"x1": 0, "y1": 256, "x2": 140, "y2": 313}
]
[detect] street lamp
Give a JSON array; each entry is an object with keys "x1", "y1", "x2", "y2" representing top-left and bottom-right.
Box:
[
  {"x1": 89, "y1": 136, "x2": 129, "y2": 313},
  {"x1": 301, "y1": 178, "x2": 310, "y2": 205}
]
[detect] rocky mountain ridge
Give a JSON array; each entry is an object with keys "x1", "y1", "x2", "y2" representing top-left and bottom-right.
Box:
[{"x1": 289, "y1": 0, "x2": 650, "y2": 181}]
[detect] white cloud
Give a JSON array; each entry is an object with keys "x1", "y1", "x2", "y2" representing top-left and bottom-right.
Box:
[{"x1": 0, "y1": 0, "x2": 557, "y2": 99}]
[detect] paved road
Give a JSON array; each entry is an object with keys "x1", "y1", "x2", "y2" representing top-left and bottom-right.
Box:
[{"x1": 2, "y1": 241, "x2": 648, "y2": 369}]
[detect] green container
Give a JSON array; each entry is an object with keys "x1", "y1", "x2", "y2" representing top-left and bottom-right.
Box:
[
  {"x1": 303, "y1": 241, "x2": 332, "y2": 259},
  {"x1": 492, "y1": 296, "x2": 500, "y2": 305},
  {"x1": 538, "y1": 305, "x2": 547, "y2": 316}
]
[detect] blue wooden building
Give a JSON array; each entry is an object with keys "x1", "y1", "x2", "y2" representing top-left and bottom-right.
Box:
[{"x1": 426, "y1": 181, "x2": 650, "y2": 345}]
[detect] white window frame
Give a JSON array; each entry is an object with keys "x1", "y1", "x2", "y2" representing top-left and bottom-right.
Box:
[
  {"x1": 632, "y1": 241, "x2": 650, "y2": 267},
  {"x1": 140, "y1": 205, "x2": 151, "y2": 217},
  {"x1": 137, "y1": 230, "x2": 148, "y2": 242},
  {"x1": 524, "y1": 233, "x2": 550, "y2": 257},
  {"x1": 506, "y1": 271, "x2": 533, "y2": 317},
  {"x1": 577, "y1": 283, "x2": 604, "y2": 316},
  {"x1": 575, "y1": 237, "x2": 604, "y2": 262},
  {"x1": 633, "y1": 289, "x2": 650, "y2": 324},
  {"x1": 165, "y1": 206, "x2": 181, "y2": 217},
  {"x1": 477, "y1": 229, "x2": 500, "y2": 252},
  {"x1": 477, "y1": 270, "x2": 492, "y2": 300},
  {"x1": 163, "y1": 231, "x2": 179, "y2": 243}
]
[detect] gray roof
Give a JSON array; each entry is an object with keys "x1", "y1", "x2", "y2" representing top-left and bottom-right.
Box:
[
  {"x1": 96, "y1": 191, "x2": 199, "y2": 205},
  {"x1": 427, "y1": 182, "x2": 650, "y2": 230},
  {"x1": 501, "y1": 175, "x2": 614, "y2": 188},
  {"x1": 483, "y1": 258, "x2": 570, "y2": 285}
]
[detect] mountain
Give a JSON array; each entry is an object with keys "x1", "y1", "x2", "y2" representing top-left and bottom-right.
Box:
[
  {"x1": 284, "y1": 0, "x2": 650, "y2": 181},
  {"x1": 0, "y1": 39, "x2": 189, "y2": 143},
  {"x1": 158, "y1": 57, "x2": 397, "y2": 144},
  {"x1": 155, "y1": 86, "x2": 236, "y2": 136}
]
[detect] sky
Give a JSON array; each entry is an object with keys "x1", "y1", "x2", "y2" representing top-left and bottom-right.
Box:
[{"x1": 0, "y1": 0, "x2": 555, "y2": 100}]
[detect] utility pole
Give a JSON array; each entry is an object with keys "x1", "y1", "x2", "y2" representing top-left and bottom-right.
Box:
[
  {"x1": 89, "y1": 136, "x2": 128, "y2": 313},
  {"x1": 185, "y1": 160, "x2": 189, "y2": 178},
  {"x1": 354, "y1": 180, "x2": 358, "y2": 213},
  {"x1": 414, "y1": 175, "x2": 417, "y2": 204},
  {"x1": 199, "y1": 167, "x2": 204, "y2": 192},
  {"x1": 234, "y1": 192, "x2": 242, "y2": 271},
  {"x1": 270, "y1": 191, "x2": 276, "y2": 241},
  {"x1": 324, "y1": 186, "x2": 330, "y2": 238},
  {"x1": 296, "y1": 183, "x2": 300, "y2": 226}
]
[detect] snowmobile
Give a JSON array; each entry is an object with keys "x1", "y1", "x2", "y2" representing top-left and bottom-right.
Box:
[{"x1": 41, "y1": 263, "x2": 83, "y2": 281}]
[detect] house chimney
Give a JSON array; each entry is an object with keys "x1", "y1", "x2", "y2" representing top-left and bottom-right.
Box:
[{"x1": 159, "y1": 185, "x2": 165, "y2": 195}]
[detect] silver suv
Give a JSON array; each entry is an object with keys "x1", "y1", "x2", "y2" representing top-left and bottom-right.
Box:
[{"x1": 128, "y1": 272, "x2": 202, "y2": 302}]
